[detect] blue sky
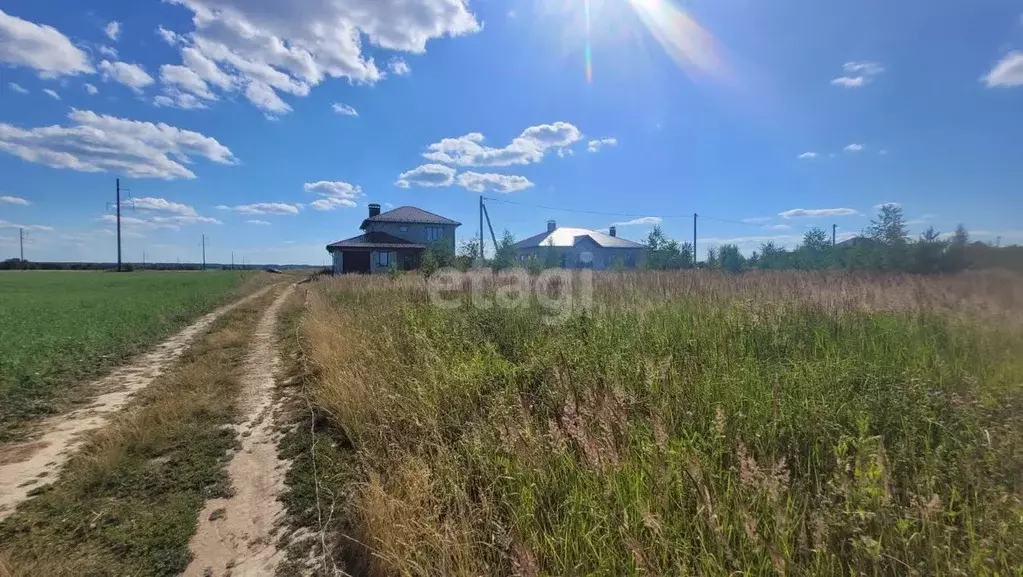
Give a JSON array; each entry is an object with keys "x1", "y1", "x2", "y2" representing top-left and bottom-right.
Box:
[{"x1": 1, "y1": 0, "x2": 1021, "y2": 265}]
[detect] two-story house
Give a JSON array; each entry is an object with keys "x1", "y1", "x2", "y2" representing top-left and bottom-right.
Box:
[{"x1": 326, "y1": 204, "x2": 460, "y2": 274}]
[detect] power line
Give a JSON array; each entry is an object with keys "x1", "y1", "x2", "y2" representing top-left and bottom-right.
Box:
[{"x1": 481, "y1": 196, "x2": 766, "y2": 227}]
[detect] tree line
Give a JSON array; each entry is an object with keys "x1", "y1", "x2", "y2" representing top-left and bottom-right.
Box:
[{"x1": 643, "y1": 204, "x2": 1022, "y2": 274}]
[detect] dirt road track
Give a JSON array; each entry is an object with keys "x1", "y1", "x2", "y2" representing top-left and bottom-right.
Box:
[
  {"x1": 184, "y1": 284, "x2": 296, "y2": 577},
  {"x1": 0, "y1": 285, "x2": 275, "y2": 522}
]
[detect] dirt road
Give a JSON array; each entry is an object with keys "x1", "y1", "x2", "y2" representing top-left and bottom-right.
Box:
[
  {"x1": 184, "y1": 284, "x2": 296, "y2": 577},
  {"x1": 0, "y1": 286, "x2": 274, "y2": 522}
]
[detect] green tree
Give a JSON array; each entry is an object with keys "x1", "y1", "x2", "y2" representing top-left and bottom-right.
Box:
[
  {"x1": 758, "y1": 241, "x2": 788, "y2": 270},
  {"x1": 865, "y1": 204, "x2": 910, "y2": 270},
  {"x1": 796, "y1": 227, "x2": 832, "y2": 269},
  {"x1": 706, "y1": 247, "x2": 719, "y2": 269},
  {"x1": 644, "y1": 226, "x2": 695, "y2": 270},
  {"x1": 718, "y1": 244, "x2": 745, "y2": 273},
  {"x1": 941, "y1": 224, "x2": 970, "y2": 273},
  {"x1": 912, "y1": 226, "x2": 947, "y2": 274},
  {"x1": 456, "y1": 237, "x2": 481, "y2": 271},
  {"x1": 492, "y1": 229, "x2": 518, "y2": 271},
  {"x1": 543, "y1": 237, "x2": 561, "y2": 268}
]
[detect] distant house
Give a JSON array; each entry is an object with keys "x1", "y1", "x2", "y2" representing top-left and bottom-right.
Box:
[
  {"x1": 326, "y1": 204, "x2": 460, "y2": 274},
  {"x1": 512, "y1": 220, "x2": 645, "y2": 269}
]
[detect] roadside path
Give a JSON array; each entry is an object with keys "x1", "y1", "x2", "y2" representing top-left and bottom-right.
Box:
[
  {"x1": 0, "y1": 285, "x2": 275, "y2": 521},
  {"x1": 184, "y1": 284, "x2": 296, "y2": 577}
]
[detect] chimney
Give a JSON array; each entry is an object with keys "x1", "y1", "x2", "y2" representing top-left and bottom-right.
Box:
[
  {"x1": 547, "y1": 219, "x2": 557, "y2": 232},
  {"x1": 609, "y1": 226, "x2": 617, "y2": 237},
  {"x1": 368, "y1": 203, "x2": 381, "y2": 218}
]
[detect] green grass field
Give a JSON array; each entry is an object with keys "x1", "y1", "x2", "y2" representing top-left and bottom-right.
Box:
[
  {"x1": 0, "y1": 271, "x2": 251, "y2": 441},
  {"x1": 290, "y1": 270, "x2": 1023, "y2": 575}
]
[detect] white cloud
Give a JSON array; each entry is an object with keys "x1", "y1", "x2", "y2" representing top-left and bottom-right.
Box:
[
  {"x1": 0, "y1": 219, "x2": 53, "y2": 232},
  {"x1": 844, "y1": 143, "x2": 864, "y2": 152},
  {"x1": 0, "y1": 108, "x2": 238, "y2": 179},
  {"x1": 84, "y1": 83, "x2": 98, "y2": 95},
  {"x1": 8, "y1": 82, "x2": 28, "y2": 94},
  {"x1": 873, "y1": 202, "x2": 901, "y2": 210},
  {"x1": 331, "y1": 102, "x2": 358, "y2": 116},
  {"x1": 742, "y1": 217, "x2": 772, "y2": 224},
  {"x1": 304, "y1": 180, "x2": 363, "y2": 210},
  {"x1": 98, "y1": 214, "x2": 219, "y2": 232},
  {"x1": 1, "y1": 195, "x2": 29, "y2": 205},
  {"x1": 612, "y1": 217, "x2": 662, "y2": 226},
  {"x1": 154, "y1": 91, "x2": 209, "y2": 109},
  {"x1": 388, "y1": 57, "x2": 410, "y2": 76},
  {"x1": 217, "y1": 202, "x2": 301, "y2": 215},
  {"x1": 154, "y1": 0, "x2": 480, "y2": 114},
  {"x1": 455, "y1": 172, "x2": 534, "y2": 193},
  {"x1": 423, "y1": 122, "x2": 583, "y2": 166},
  {"x1": 246, "y1": 220, "x2": 270, "y2": 225},
  {"x1": 395, "y1": 163, "x2": 456, "y2": 187},
  {"x1": 98, "y1": 45, "x2": 118, "y2": 58},
  {"x1": 765, "y1": 224, "x2": 791, "y2": 231},
  {"x1": 797, "y1": 151, "x2": 817, "y2": 159},
  {"x1": 831, "y1": 61, "x2": 884, "y2": 88},
  {"x1": 779, "y1": 208, "x2": 859, "y2": 219},
  {"x1": 0, "y1": 9, "x2": 93, "y2": 77},
  {"x1": 982, "y1": 51, "x2": 1023, "y2": 87},
  {"x1": 157, "y1": 26, "x2": 182, "y2": 45},
  {"x1": 42, "y1": 88, "x2": 60, "y2": 100},
  {"x1": 587, "y1": 137, "x2": 617, "y2": 153},
  {"x1": 104, "y1": 21, "x2": 121, "y2": 41},
  {"x1": 160, "y1": 63, "x2": 216, "y2": 100},
  {"x1": 130, "y1": 197, "x2": 198, "y2": 216},
  {"x1": 99, "y1": 60, "x2": 155, "y2": 91}
]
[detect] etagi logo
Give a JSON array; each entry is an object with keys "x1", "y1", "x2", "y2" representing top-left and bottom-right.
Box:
[{"x1": 425, "y1": 268, "x2": 593, "y2": 324}]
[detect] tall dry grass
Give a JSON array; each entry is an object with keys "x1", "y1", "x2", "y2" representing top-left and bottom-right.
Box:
[{"x1": 296, "y1": 270, "x2": 1023, "y2": 575}]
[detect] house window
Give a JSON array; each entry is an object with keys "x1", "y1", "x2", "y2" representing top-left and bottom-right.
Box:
[
  {"x1": 376, "y1": 251, "x2": 391, "y2": 267},
  {"x1": 426, "y1": 227, "x2": 442, "y2": 242}
]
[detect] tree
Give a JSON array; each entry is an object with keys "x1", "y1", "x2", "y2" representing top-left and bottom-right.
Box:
[
  {"x1": 796, "y1": 227, "x2": 832, "y2": 269},
  {"x1": 941, "y1": 224, "x2": 970, "y2": 273},
  {"x1": 705, "y1": 247, "x2": 719, "y2": 269},
  {"x1": 543, "y1": 237, "x2": 561, "y2": 268},
  {"x1": 718, "y1": 244, "x2": 745, "y2": 273},
  {"x1": 492, "y1": 229, "x2": 518, "y2": 271},
  {"x1": 912, "y1": 226, "x2": 947, "y2": 274},
  {"x1": 758, "y1": 241, "x2": 787, "y2": 270},
  {"x1": 865, "y1": 204, "x2": 910, "y2": 270},
  {"x1": 456, "y1": 237, "x2": 481, "y2": 271}
]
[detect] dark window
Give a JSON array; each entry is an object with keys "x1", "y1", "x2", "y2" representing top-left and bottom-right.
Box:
[
  {"x1": 426, "y1": 227, "x2": 442, "y2": 242},
  {"x1": 377, "y1": 251, "x2": 391, "y2": 267}
]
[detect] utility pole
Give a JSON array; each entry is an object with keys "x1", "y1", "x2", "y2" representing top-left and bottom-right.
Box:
[
  {"x1": 19, "y1": 227, "x2": 24, "y2": 263},
  {"x1": 116, "y1": 178, "x2": 122, "y2": 272},
  {"x1": 693, "y1": 213, "x2": 698, "y2": 267},
  {"x1": 201, "y1": 235, "x2": 207, "y2": 271},
  {"x1": 478, "y1": 195, "x2": 484, "y2": 262},
  {"x1": 231, "y1": 251, "x2": 235, "y2": 271},
  {"x1": 832, "y1": 224, "x2": 837, "y2": 246}
]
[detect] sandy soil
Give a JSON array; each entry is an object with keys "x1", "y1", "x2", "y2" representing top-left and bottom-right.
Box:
[
  {"x1": 0, "y1": 286, "x2": 273, "y2": 522},
  {"x1": 183, "y1": 284, "x2": 296, "y2": 577}
]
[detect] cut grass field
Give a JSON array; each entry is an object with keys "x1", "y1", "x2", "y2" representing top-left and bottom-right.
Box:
[
  {"x1": 287, "y1": 270, "x2": 1023, "y2": 575},
  {"x1": 0, "y1": 286, "x2": 280, "y2": 576},
  {"x1": 0, "y1": 271, "x2": 262, "y2": 441}
]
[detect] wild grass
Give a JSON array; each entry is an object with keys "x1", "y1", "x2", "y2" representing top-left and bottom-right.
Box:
[
  {"x1": 0, "y1": 270, "x2": 267, "y2": 441},
  {"x1": 289, "y1": 270, "x2": 1023, "y2": 575},
  {"x1": 0, "y1": 287, "x2": 280, "y2": 577}
]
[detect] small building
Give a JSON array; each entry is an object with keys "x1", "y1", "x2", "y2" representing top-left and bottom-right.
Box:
[
  {"x1": 512, "y1": 220, "x2": 645, "y2": 269},
  {"x1": 326, "y1": 204, "x2": 460, "y2": 274}
]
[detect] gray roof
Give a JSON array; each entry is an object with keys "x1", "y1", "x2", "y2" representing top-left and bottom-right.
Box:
[
  {"x1": 326, "y1": 231, "x2": 426, "y2": 251},
  {"x1": 512, "y1": 227, "x2": 645, "y2": 250},
  {"x1": 361, "y1": 206, "x2": 461, "y2": 229}
]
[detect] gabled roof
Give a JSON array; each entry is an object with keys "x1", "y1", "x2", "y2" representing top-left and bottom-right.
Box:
[
  {"x1": 512, "y1": 227, "x2": 644, "y2": 249},
  {"x1": 361, "y1": 206, "x2": 461, "y2": 229},
  {"x1": 326, "y1": 231, "x2": 426, "y2": 251}
]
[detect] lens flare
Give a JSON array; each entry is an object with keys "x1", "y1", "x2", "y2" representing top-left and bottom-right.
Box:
[
  {"x1": 584, "y1": 0, "x2": 594, "y2": 83},
  {"x1": 626, "y1": 0, "x2": 727, "y2": 81}
]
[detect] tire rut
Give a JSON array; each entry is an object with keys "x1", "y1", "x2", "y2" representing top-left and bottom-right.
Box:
[
  {"x1": 184, "y1": 284, "x2": 296, "y2": 577},
  {"x1": 0, "y1": 285, "x2": 275, "y2": 522}
]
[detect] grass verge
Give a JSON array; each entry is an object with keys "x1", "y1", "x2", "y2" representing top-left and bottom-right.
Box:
[
  {"x1": 0, "y1": 286, "x2": 280, "y2": 576},
  {"x1": 297, "y1": 270, "x2": 1023, "y2": 575}
]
